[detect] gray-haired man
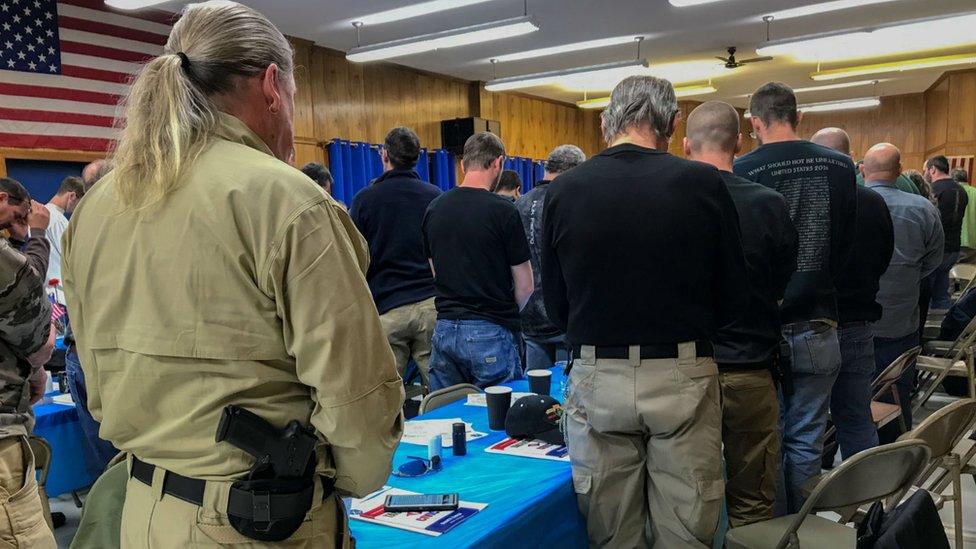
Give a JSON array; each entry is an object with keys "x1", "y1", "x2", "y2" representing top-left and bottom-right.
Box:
[
  {"x1": 544, "y1": 76, "x2": 750, "y2": 548},
  {"x1": 516, "y1": 144, "x2": 585, "y2": 371}
]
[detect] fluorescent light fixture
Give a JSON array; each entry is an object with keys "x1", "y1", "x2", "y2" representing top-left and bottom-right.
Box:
[
  {"x1": 744, "y1": 97, "x2": 880, "y2": 117},
  {"x1": 669, "y1": 0, "x2": 729, "y2": 6},
  {"x1": 487, "y1": 58, "x2": 726, "y2": 93},
  {"x1": 492, "y1": 36, "x2": 639, "y2": 63},
  {"x1": 792, "y1": 79, "x2": 884, "y2": 93},
  {"x1": 485, "y1": 59, "x2": 648, "y2": 92},
  {"x1": 104, "y1": 0, "x2": 167, "y2": 8},
  {"x1": 757, "y1": 11, "x2": 976, "y2": 62},
  {"x1": 765, "y1": 0, "x2": 900, "y2": 21},
  {"x1": 576, "y1": 84, "x2": 717, "y2": 109},
  {"x1": 347, "y1": 16, "x2": 539, "y2": 63},
  {"x1": 810, "y1": 53, "x2": 976, "y2": 80},
  {"x1": 354, "y1": 0, "x2": 495, "y2": 26},
  {"x1": 799, "y1": 97, "x2": 880, "y2": 113}
]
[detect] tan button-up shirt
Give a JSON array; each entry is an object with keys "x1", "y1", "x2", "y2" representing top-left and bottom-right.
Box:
[{"x1": 63, "y1": 113, "x2": 404, "y2": 497}]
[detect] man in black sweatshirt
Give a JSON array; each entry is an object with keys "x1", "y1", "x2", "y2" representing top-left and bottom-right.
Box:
[
  {"x1": 811, "y1": 128, "x2": 893, "y2": 459},
  {"x1": 734, "y1": 83, "x2": 857, "y2": 514},
  {"x1": 685, "y1": 101, "x2": 797, "y2": 527},
  {"x1": 351, "y1": 127, "x2": 441, "y2": 391},
  {"x1": 545, "y1": 77, "x2": 750, "y2": 548},
  {"x1": 926, "y1": 155, "x2": 968, "y2": 309}
]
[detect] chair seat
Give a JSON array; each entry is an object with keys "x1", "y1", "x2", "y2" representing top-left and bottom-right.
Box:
[
  {"x1": 916, "y1": 358, "x2": 967, "y2": 376},
  {"x1": 726, "y1": 514, "x2": 856, "y2": 549},
  {"x1": 922, "y1": 340, "x2": 953, "y2": 356},
  {"x1": 872, "y1": 401, "x2": 902, "y2": 426}
]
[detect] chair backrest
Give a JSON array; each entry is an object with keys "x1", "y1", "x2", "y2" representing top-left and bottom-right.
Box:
[
  {"x1": 873, "y1": 346, "x2": 921, "y2": 398},
  {"x1": 419, "y1": 383, "x2": 481, "y2": 415},
  {"x1": 802, "y1": 439, "x2": 931, "y2": 514},
  {"x1": 898, "y1": 398, "x2": 976, "y2": 459},
  {"x1": 944, "y1": 314, "x2": 976, "y2": 360},
  {"x1": 950, "y1": 263, "x2": 976, "y2": 284},
  {"x1": 27, "y1": 436, "x2": 52, "y2": 487}
]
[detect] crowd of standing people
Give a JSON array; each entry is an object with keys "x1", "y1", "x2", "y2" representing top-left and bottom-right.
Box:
[{"x1": 0, "y1": 2, "x2": 973, "y2": 547}]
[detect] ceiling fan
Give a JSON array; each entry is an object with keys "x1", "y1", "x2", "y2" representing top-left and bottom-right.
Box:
[{"x1": 716, "y1": 46, "x2": 773, "y2": 69}]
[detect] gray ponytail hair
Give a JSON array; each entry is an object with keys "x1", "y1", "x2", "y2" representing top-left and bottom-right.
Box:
[
  {"x1": 600, "y1": 75, "x2": 678, "y2": 145},
  {"x1": 112, "y1": 0, "x2": 294, "y2": 210}
]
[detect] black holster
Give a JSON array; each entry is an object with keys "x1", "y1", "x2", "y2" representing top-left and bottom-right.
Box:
[
  {"x1": 226, "y1": 475, "x2": 336, "y2": 542},
  {"x1": 775, "y1": 340, "x2": 795, "y2": 396}
]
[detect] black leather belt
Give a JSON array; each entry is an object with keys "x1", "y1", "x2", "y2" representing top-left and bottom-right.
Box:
[
  {"x1": 130, "y1": 456, "x2": 334, "y2": 521},
  {"x1": 573, "y1": 340, "x2": 713, "y2": 360}
]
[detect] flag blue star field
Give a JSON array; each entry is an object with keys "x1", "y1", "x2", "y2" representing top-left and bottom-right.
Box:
[{"x1": 0, "y1": 0, "x2": 174, "y2": 150}]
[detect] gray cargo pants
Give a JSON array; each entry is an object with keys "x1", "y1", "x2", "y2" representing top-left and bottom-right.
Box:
[{"x1": 563, "y1": 343, "x2": 723, "y2": 548}]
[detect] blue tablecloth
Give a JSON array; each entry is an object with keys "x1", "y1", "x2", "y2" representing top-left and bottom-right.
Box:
[
  {"x1": 33, "y1": 390, "x2": 98, "y2": 497},
  {"x1": 349, "y1": 368, "x2": 587, "y2": 548}
]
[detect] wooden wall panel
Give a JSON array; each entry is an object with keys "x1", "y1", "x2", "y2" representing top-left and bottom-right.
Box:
[
  {"x1": 797, "y1": 93, "x2": 927, "y2": 169},
  {"x1": 947, "y1": 72, "x2": 976, "y2": 146},
  {"x1": 926, "y1": 77, "x2": 950, "y2": 154}
]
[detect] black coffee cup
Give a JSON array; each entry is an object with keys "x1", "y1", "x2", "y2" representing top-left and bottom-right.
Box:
[
  {"x1": 528, "y1": 369, "x2": 552, "y2": 396},
  {"x1": 485, "y1": 386, "x2": 513, "y2": 430}
]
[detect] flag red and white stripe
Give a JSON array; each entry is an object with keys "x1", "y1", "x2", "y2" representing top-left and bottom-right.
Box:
[
  {"x1": 949, "y1": 156, "x2": 974, "y2": 183},
  {"x1": 0, "y1": 0, "x2": 174, "y2": 152}
]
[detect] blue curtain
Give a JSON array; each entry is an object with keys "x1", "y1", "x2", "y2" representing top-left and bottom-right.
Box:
[
  {"x1": 329, "y1": 139, "x2": 452, "y2": 204},
  {"x1": 431, "y1": 149, "x2": 457, "y2": 192},
  {"x1": 504, "y1": 157, "x2": 546, "y2": 194}
]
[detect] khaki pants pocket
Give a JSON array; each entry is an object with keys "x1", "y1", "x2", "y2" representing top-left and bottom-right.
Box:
[{"x1": 0, "y1": 439, "x2": 55, "y2": 549}]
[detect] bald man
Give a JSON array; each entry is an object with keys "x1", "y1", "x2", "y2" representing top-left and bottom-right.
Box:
[
  {"x1": 812, "y1": 128, "x2": 894, "y2": 459},
  {"x1": 862, "y1": 143, "x2": 943, "y2": 435},
  {"x1": 685, "y1": 101, "x2": 797, "y2": 526}
]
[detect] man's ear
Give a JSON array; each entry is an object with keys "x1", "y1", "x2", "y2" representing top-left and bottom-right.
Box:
[
  {"x1": 795, "y1": 111, "x2": 804, "y2": 126},
  {"x1": 494, "y1": 156, "x2": 504, "y2": 171},
  {"x1": 734, "y1": 133, "x2": 743, "y2": 156},
  {"x1": 261, "y1": 63, "x2": 282, "y2": 114},
  {"x1": 682, "y1": 137, "x2": 692, "y2": 157}
]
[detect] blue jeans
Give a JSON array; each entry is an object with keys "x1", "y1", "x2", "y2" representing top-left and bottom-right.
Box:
[
  {"x1": 523, "y1": 334, "x2": 569, "y2": 372},
  {"x1": 65, "y1": 351, "x2": 118, "y2": 479},
  {"x1": 428, "y1": 320, "x2": 523, "y2": 391},
  {"x1": 777, "y1": 321, "x2": 841, "y2": 515},
  {"x1": 832, "y1": 322, "x2": 879, "y2": 459},
  {"x1": 930, "y1": 251, "x2": 959, "y2": 309},
  {"x1": 873, "y1": 332, "x2": 919, "y2": 440}
]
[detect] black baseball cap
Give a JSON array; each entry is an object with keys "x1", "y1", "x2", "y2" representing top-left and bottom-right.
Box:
[{"x1": 505, "y1": 395, "x2": 565, "y2": 446}]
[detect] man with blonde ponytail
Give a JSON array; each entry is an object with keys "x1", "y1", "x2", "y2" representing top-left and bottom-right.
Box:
[{"x1": 62, "y1": 2, "x2": 404, "y2": 547}]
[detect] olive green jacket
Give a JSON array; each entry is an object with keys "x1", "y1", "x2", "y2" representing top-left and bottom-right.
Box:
[{"x1": 63, "y1": 113, "x2": 404, "y2": 497}]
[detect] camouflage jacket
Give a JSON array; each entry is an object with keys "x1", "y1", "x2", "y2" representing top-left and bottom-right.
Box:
[{"x1": 0, "y1": 236, "x2": 52, "y2": 437}]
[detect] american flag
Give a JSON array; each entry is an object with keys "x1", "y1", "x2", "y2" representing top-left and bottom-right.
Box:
[
  {"x1": 949, "y1": 156, "x2": 973, "y2": 183},
  {"x1": 49, "y1": 293, "x2": 65, "y2": 321},
  {"x1": 0, "y1": 0, "x2": 174, "y2": 151}
]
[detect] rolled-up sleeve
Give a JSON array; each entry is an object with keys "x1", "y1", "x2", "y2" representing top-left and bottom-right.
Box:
[
  {"x1": 266, "y1": 200, "x2": 404, "y2": 497},
  {"x1": 0, "y1": 241, "x2": 52, "y2": 365}
]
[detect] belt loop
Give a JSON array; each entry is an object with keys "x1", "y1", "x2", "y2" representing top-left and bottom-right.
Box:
[
  {"x1": 678, "y1": 341, "x2": 696, "y2": 365},
  {"x1": 151, "y1": 467, "x2": 166, "y2": 502},
  {"x1": 629, "y1": 345, "x2": 640, "y2": 367},
  {"x1": 580, "y1": 345, "x2": 596, "y2": 362}
]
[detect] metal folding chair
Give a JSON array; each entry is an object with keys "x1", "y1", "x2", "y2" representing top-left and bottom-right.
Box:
[
  {"x1": 916, "y1": 315, "x2": 976, "y2": 412},
  {"x1": 418, "y1": 383, "x2": 481, "y2": 415},
  {"x1": 726, "y1": 439, "x2": 931, "y2": 549},
  {"x1": 823, "y1": 347, "x2": 919, "y2": 456},
  {"x1": 898, "y1": 399, "x2": 976, "y2": 549}
]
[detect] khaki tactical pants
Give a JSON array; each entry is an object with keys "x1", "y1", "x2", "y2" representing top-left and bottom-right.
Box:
[
  {"x1": 563, "y1": 343, "x2": 723, "y2": 548},
  {"x1": 719, "y1": 369, "x2": 780, "y2": 527},
  {"x1": 379, "y1": 297, "x2": 436, "y2": 389},
  {"x1": 121, "y1": 460, "x2": 352, "y2": 548},
  {"x1": 0, "y1": 436, "x2": 56, "y2": 549}
]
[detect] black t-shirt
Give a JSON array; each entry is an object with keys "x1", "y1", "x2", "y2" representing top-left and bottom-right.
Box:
[
  {"x1": 542, "y1": 144, "x2": 750, "y2": 346},
  {"x1": 734, "y1": 140, "x2": 857, "y2": 325},
  {"x1": 835, "y1": 185, "x2": 894, "y2": 324},
  {"x1": 423, "y1": 187, "x2": 531, "y2": 331},
  {"x1": 715, "y1": 171, "x2": 798, "y2": 366},
  {"x1": 350, "y1": 169, "x2": 442, "y2": 315}
]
